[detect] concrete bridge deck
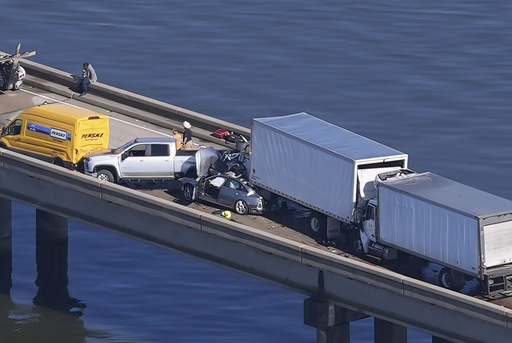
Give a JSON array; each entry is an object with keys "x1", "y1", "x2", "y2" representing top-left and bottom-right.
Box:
[{"x1": 1, "y1": 57, "x2": 512, "y2": 342}]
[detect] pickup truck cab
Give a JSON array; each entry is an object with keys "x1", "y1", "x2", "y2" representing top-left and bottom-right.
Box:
[{"x1": 83, "y1": 137, "x2": 196, "y2": 183}]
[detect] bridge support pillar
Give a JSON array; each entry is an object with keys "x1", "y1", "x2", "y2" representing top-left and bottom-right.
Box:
[
  {"x1": 0, "y1": 198, "x2": 12, "y2": 294},
  {"x1": 374, "y1": 318, "x2": 407, "y2": 343},
  {"x1": 34, "y1": 209, "x2": 76, "y2": 311},
  {"x1": 304, "y1": 297, "x2": 368, "y2": 343},
  {"x1": 36, "y1": 209, "x2": 68, "y2": 239},
  {"x1": 0, "y1": 197, "x2": 11, "y2": 239}
]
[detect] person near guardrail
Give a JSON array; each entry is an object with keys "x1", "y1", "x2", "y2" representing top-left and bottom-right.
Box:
[
  {"x1": 79, "y1": 62, "x2": 97, "y2": 96},
  {"x1": 182, "y1": 121, "x2": 194, "y2": 150}
]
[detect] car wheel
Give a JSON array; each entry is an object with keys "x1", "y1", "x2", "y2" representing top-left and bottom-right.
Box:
[
  {"x1": 183, "y1": 184, "x2": 195, "y2": 202},
  {"x1": 97, "y1": 169, "x2": 115, "y2": 183},
  {"x1": 234, "y1": 200, "x2": 249, "y2": 215}
]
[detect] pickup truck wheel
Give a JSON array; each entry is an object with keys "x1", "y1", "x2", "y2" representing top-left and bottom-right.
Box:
[
  {"x1": 97, "y1": 169, "x2": 115, "y2": 183},
  {"x1": 234, "y1": 200, "x2": 249, "y2": 215},
  {"x1": 183, "y1": 184, "x2": 195, "y2": 202},
  {"x1": 439, "y1": 268, "x2": 465, "y2": 291}
]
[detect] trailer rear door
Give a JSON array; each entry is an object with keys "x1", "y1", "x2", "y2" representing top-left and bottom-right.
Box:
[{"x1": 483, "y1": 221, "x2": 512, "y2": 268}]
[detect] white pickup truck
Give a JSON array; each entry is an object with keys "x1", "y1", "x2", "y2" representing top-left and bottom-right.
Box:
[{"x1": 83, "y1": 137, "x2": 196, "y2": 183}]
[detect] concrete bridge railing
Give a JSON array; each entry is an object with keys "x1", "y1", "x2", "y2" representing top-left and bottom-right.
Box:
[{"x1": 1, "y1": 146, "x2": 511, "y2": 342}]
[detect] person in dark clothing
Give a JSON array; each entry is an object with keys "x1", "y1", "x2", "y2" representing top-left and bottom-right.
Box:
[
  {"x1": 182, "y1": 121, "x2": 194, "y2": 150},
  {"x1": 79, "y1": 62, "x2": 97, "y2": 95}
]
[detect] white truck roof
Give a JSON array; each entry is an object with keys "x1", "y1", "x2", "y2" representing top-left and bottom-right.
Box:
[{"x1": 253, "y1": 112, "x2": 407, "y2": 163}]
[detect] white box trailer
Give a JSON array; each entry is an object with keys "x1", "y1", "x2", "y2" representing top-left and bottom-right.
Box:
[
  {"x1": 249, "y1": 112, "x2": 408, "y2": 224},
  {"x1": 376, "y1": 172, "x2": 512, "y2": 293}
]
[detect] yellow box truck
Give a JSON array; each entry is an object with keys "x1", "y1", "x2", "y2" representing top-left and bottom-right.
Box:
[{"x1": 0, "y1": 103, "x2": 110, "y2": 170}]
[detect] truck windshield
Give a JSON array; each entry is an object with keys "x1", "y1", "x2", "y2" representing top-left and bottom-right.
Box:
[{"x1": 112, "y1": 139, "x2": 136, "y2": 154}]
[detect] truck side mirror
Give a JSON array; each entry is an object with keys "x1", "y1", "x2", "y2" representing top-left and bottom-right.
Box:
[{"x1": 121, "y1": 152, "x2": 128, "y2": 161}]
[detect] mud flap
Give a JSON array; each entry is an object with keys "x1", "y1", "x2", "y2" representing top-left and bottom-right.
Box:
[{"x1": 326, "y1": 217, "x2": 341, "y2": 240}]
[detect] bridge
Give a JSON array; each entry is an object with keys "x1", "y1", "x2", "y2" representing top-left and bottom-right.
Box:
[{"x1": 0, "y1": 57, "x2": 511, "y2": 343}]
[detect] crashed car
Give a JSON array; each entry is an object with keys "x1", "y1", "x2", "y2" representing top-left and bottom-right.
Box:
[
  {"x1": 180, "y1": 147, "x2": 263, "y2": 215},
  {"x1": 180, "y1": 174, "x2": 264, "y2": 215}
]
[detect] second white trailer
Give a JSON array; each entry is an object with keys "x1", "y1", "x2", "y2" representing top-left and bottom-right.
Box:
[{"x1": 374, "y1": 172, "x2": 512, "y2": 293}]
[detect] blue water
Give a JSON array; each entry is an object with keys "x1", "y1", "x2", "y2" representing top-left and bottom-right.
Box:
[{"x1": 2, "y1": 1, "x2": 512, "y2": 342}]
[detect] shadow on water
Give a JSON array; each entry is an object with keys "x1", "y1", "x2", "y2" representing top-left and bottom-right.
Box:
[{"x1": 0, "y1": 227, "x2": 111, "y2": 342}]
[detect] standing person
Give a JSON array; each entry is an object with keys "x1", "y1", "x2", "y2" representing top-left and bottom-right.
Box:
[
  {"x1": 173, "y1": 129, "x2": 183, "y2": 150},
  {"x1": 182, "y1": 121, "x2": 194, "y2": 150},
  {"x1": 80, "y1": 62, "x2": 97, "y2": 95}
]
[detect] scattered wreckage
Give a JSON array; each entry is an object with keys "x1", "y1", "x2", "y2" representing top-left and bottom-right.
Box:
[{"x1": 0, "y1": 43, "x2": 36, "y2": 91}]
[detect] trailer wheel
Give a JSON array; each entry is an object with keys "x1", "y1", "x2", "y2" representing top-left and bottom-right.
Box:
[
  {"x1": 309, "y1": 212, "x2": 327, "y2": 240},
  {"x1": 439, "y1": 268, "x2": 465, "y2": 291}
]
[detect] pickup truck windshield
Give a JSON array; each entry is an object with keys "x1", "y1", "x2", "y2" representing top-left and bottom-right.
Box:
[{"x1": 113, "y1": 139, "x2": 136, "y2": 154}]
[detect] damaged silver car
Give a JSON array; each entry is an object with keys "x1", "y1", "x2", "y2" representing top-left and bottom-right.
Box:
[
  {"x1": 180, "y1": 147, "x2": 263, "y2": 215},
  {"x1": 181, "y1": 174, "x2": 264, "y2": 215}
]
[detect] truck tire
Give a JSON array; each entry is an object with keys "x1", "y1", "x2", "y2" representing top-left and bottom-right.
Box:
[
  {"x1": 97, "y1": 169, "x2": 116, "y2": 183},
  {"x1": 234, "y1": 200, "x2": 249, "y2": 215},
  {"x1": 183, "y1": 184, "x2": 195, "y2": 202},
  {"x1": 309, "y1": 212, "x2": 327, "y2": 240},
  {"x1": 439, "y1": 268, "x2": 465, "y2": 291}
]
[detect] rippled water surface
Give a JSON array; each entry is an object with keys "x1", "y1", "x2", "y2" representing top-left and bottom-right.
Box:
[{"x1": 2, "y1": 1, "x2": 512, "y2": 342}]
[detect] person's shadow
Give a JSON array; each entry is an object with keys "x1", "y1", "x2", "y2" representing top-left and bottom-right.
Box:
[{"x1": 69, "y1": 74, "x2": 83, "y2": 93}]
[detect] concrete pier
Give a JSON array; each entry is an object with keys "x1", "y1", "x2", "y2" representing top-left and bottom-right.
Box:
[
  {"x1": 374, "y1": 318, "x2": 407, "y2": 343},
  {"x1": 432, "y1": 337, "x2": 453, "y2": 343},
  {"x1": 304, "y1": 297, "x2": 368, "y2": 342},
  {"x1": 35, "y1": 209, "x2": 68, "y2": 239},
  {"x1": 0, "y1": 197, "x2": 12, "y2": 294},
  {"x1": 34, "y1": 209, "x2": 82, "y2": 312},
  {"x1": 0, "y1": 197, "x2": 11, "y2": 240}
]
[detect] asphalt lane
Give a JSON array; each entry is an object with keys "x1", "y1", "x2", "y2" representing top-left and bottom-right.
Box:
[{"x1": 0, "y1": 86, "x2": 225, "y2": 149}]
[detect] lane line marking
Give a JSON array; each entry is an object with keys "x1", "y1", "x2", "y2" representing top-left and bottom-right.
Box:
[{"x1": 20, "y1": 88, "x2": 171, "y2": 137}]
